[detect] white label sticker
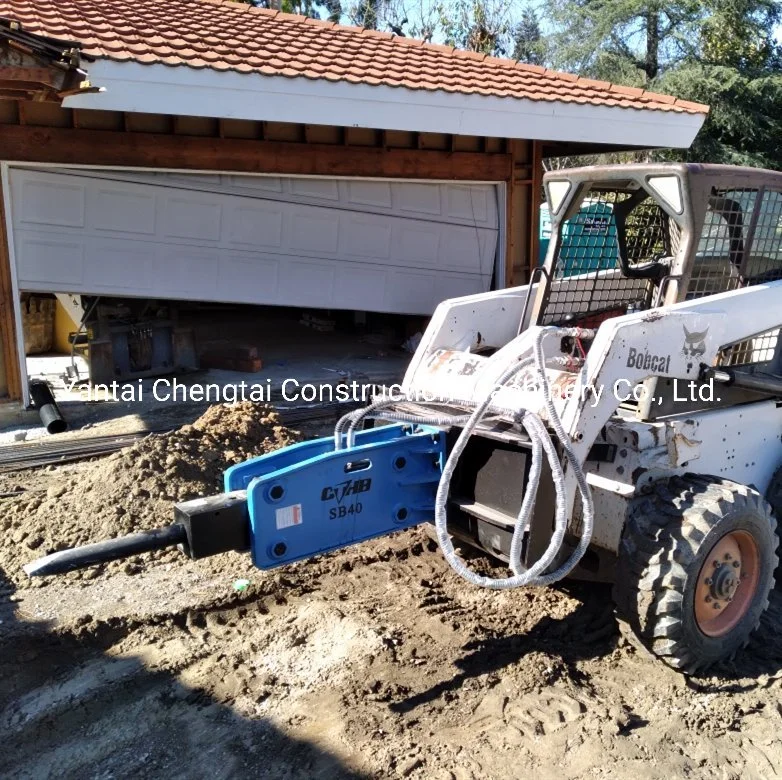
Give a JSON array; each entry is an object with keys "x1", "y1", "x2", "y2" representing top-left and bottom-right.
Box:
[{"x1": 275, "y1": 503, "x2": 303, "y2": 530}]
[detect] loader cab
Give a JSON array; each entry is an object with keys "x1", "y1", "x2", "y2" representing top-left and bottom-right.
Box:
[
  {"x1": 531, "y1": 166, "x2": 687, "y2": 330},
  {"x1": 533, "y1": 163, "x2": 782, "y2": 334},
  {"x1": 531, "y1": 163, "x2": 782, "y2": 419}
]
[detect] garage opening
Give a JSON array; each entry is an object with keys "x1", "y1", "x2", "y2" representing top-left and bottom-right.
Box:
[{"x1": 7, "y1": 166, "x2": 502, "y2": 425}]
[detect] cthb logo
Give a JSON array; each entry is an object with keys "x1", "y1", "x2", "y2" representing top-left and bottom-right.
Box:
[{"x1": 320, "y1": 478, "x2": 372, "y2": 504}]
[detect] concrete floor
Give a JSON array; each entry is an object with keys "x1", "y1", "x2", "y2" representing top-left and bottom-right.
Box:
[{"x1": 1, "y1": 321, "x2": 412, "y2": 440}]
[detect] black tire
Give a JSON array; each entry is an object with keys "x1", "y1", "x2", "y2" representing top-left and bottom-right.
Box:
[{"x1": 613, "y1": 474, "x2": 778, "y2": 674}]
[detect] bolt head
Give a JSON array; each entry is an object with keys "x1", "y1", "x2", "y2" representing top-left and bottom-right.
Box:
[
  {"x1": 705, "y1": 595, "x2": 712, "y2": 602},
  {"x1": 713, "y1": 602, "x2": 721, "y2": 610},
  {"x1": 704, "y1": 577, "x2": 713, "y2": 585},
  {"x1": 725, "y1": 553, "x2": 732, "y2": 560},
  {"x1": 732, "y1": 561, "x2": 740, "y2": 568},
  {"x1": 713, "y1": 560, "x2": 720, "y2": 568}
]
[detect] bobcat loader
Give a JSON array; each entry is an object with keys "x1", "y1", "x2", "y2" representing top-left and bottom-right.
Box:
[{"x1": 27, "y1": 163, "x2": 782, "y2": 674}]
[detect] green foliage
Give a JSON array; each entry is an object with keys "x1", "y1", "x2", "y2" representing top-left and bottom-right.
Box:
[
  {"x1": 657, "y1": 65, "x2": 782, "y2": 168},
  {"x1": 349, "y1": 0, "x2": 381, "y2": 28},
  {"x1": 438, "y1": 0, "x2": 513, "y2": 55},
  {"x1": 512, "y1": 7, "x2": 546, "y2": 65},
  {"x1": 546, "y1": 0, "x2": 782, "y2": 168},
  {"x1": 701, "y1": 0, "x2": 780, "y2": 68}
]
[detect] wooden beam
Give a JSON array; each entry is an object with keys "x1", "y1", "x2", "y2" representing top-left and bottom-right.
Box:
[
  {"x1": 0, "y1": 124, "x2": 512, "y2": 181},
  {"x1": 0, "y1": 182, "x2": 21, "y2": 400}
]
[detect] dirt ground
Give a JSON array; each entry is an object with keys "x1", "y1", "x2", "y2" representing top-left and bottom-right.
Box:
[{"x1": 2, "y1": 404, "x2": 782, "y2": 779}]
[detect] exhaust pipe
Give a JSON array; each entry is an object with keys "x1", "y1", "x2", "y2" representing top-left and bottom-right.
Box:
[{"x1": 29, "y1": 379, "x2": 68, "y2": 434}]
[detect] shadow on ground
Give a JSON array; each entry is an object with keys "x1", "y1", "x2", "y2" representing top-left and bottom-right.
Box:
[{"x1": 0, "y1": 568, "x2": 367, "y2": 780}]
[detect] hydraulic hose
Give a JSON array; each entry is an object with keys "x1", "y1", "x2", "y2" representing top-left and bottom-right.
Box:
[{"x1": 333, "y1": 326, "x2": 595, "y2": 590}]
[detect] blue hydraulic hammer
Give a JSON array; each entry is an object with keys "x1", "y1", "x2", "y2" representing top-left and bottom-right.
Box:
[{"x1": 24, "y1": 425, "x2": 446, "y2": 577}]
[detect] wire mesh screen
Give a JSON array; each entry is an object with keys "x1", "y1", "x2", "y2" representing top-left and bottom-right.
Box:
[
  {"x1": 689, "y1": 188, "x2": 782, "y2": 301},
  {"x1": 743, "y1": 189, "x2": 782, "y2": 283},
  {"x1": 718, "y1": 327, "x2": 781, "y2": 369},
  {"x1": 688, "y1": 189, "x2": 753, "y2": 299},
  {"x1": 540, "y1": 189, "x2": 675, "y2": 326}
]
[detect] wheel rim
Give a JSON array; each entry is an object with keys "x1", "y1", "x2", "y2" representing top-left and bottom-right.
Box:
[{"x1": 694, "y1": 530, "x2": 760, "y2": 638}]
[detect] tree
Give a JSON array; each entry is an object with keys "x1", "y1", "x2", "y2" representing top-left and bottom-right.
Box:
[
  {"x1": 701, "y1": 0, "x2": 780, "y2": 69},
  {"x1": 348, "y1": 0, "x2": 381, "y2": 28},
  {"x1": 545, "y1": 0, "x2": 782, "y2": 168},
  {"x1": 512, "y1": 7, "x2": 546, "y2": 65},
  {"x1": 438, "y1": 0, "x2": 514, "y2": 55},
  {"x1": 547, "y1": 1, "x2": 704, "y2": 84}
]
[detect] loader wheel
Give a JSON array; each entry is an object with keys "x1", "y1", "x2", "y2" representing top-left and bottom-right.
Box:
[{"x1": 613, "y1": 475, "x2": 778, "y2": 674}]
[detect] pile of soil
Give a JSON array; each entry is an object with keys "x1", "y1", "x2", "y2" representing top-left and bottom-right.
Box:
[{"x1": 0, "y1": 402, "x2": 298, "y2": 587}]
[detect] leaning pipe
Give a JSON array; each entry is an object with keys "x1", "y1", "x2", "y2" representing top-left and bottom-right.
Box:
[{"x1": 28, "y1": 379, "x2": 68, "y2": 434}]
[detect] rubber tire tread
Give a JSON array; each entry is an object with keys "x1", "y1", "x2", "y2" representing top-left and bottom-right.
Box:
[{"x1": 613, "y1": 474, "x2": 778, "y2": 675}]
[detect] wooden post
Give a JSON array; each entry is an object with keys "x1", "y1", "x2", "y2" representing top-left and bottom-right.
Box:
[
  {"x1": 505, "y1": 140, "x2": 534, "y2": 287},
  {"x1": 528, "y1": 140, "x2": 544, "y2": 278},
  {"x1": 0, "y1": 182, "x2": 21, "y2": 400}
]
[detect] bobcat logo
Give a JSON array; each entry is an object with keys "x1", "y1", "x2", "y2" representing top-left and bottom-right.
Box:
[{"x1": 682, "y1": 326, "x2": 708, "y2": 358}]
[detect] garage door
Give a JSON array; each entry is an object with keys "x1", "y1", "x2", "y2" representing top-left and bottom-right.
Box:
[{"x1": 8, "y1": 168, "x2": 499, "y2": 315}]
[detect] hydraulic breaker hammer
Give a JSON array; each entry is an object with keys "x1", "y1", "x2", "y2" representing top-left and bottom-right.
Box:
[{"x1": 25, "y1": 425, "x2": 445, "y2": 576}]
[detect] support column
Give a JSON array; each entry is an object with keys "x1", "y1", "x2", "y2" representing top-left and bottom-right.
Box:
[
  {"x1": 505, "y1": 139, "x2": 543, "y2": 287},
  {"x1": 0, "y1": 182, "x2": 21, "y2": 400}
]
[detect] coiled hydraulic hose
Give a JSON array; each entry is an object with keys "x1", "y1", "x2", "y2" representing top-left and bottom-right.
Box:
[{"x1": 334, "y1": 327, "x2": 595, "y2": 590}]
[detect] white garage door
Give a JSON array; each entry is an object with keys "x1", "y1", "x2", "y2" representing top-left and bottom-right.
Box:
[{"x1": 8, "y1": 167, "x2": 499, "y2": 315}]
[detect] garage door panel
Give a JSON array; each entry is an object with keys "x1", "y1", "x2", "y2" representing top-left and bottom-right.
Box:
[
  {"x1": 435, "y1": 274, "x2": 486, "y2": 301},
  {"x1": 290, "y1": 178, "x2": 340, "y2": 201},
  {"x1": 89, "y1": 185, "x2": 156, "y2": 236},
  {"x1": 386, "y1": 269, "x2": 438, "y2": 312},
  {"x1": 278, "y1": 259, "x2": 336, "y2": 306},
  {"x1": 227, "y1": 175, "x2": 283, "y2": 194},
  {"x1": 35, "y1": 169, "x2": 499, "y2": 229},
  {"x1": 394, "y1": 182, "x2": 443, "y2": 216},
  {"x1": 10, "y1": 168, "x2": 499, "y2": 315},
  {"x1": 163, "y1": 196, "x2": 223, "y2": 242},
  {"x1": 340, "y1": 214, "x2": 393, "y2": 260},
  {"x1": 85, "y1": 240, "x2": 153, "y2": 290},
  {"x1": 18, "y1": 173, "x2": 85, "y2": 228},
  {"x1": 333, "y1": 266, "x2": 389, "y2": 310},
  {"x1": 289, "y1": 209, "x2": 340, "y2": 254},
  {"x1": 17, "y1": 234, "x2": 84, "y2": 287},
  {"x1": 226, "y1": 205, "x2": 284, "y2": 250},
  {"x1": 440, "y1": 226, "x2": 496, "y2": 274},
  {"x1": 217, "y1": 255, "x2": 280, "y2": 303},
  {"x1": 394, "y1": 224, "x2": 441, "y2": 266},
  {"x1": 447, "y1": 186, "x2": 489, "y2": 223},
  {"x1": 164, "y1": 247, "x2": 220, "y2": 296},
  {"x1": 346, "y1": 180, "x2": 393, "y2": 209}
]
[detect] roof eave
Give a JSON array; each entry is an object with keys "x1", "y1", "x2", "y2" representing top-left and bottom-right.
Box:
[{"x1": 62, "y1": 60, "x2": 707, "y2": 150}]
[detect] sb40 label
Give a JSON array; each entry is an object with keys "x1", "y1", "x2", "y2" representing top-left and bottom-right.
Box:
[{"x1": 329, "y1": 502, "x2": 363, "y2": 520}]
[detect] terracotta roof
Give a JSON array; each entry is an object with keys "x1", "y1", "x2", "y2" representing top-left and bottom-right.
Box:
[{"x1": 0, "y1": 0, "x2": 709, "y2": 115}]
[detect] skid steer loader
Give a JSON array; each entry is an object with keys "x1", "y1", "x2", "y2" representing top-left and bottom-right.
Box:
[{"x1": 27, "y1": 163, "x2": 782, "y2": 674}]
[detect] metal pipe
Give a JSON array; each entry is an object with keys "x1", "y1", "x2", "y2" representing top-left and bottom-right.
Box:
[
  {"x1": 24, "y1": 524, "x2": 187, "y2": 577},
  {"x1": 705, "y1": 367, "x2": 782, "y2": 396},
  {"x1": 28, "y1": 380, "x2": 68, "y2": 434}
]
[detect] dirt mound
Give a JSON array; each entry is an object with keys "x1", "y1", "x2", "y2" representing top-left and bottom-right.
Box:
[{"x1": 1, "y1": 402, "x2": 298, "y2": 587}]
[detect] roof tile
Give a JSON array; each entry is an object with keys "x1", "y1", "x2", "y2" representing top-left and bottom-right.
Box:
[{"x1": 0, "y1": 0, "x2": 708, "y2": 116}]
